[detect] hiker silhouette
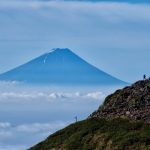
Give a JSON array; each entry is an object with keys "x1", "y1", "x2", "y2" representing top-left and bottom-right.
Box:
[{"x1": 143, "y1": 74, "x2": 146, "y2": 80}]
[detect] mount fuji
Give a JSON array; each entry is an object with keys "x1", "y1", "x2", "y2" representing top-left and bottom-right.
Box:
[{"x1": 0, "y1": 48, "x2": 126, "y2": 85}]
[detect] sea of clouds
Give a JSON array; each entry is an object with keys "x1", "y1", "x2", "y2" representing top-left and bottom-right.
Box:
[
  {"x1": 0, "y1": 81, "x2": 109, "y2": 150},
  {"x1": 0, "y1": 120, "x2": 68, "y2": 150},
  {"x1": 0, "y1": 81, "x2": 105, "y2": 103}
]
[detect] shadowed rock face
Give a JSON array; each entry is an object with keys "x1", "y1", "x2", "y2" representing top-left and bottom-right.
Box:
[{"x1": 90, "y1": 79, "x2": 150, "y2": 123}]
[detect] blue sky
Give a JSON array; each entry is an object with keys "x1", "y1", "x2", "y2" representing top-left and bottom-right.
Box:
[
  {"x1": 66, "y1": 0, "x2": 150, "y2": 2},
  {"x1": 0, "y1": 0, "x2": 150, "y2": 83}
]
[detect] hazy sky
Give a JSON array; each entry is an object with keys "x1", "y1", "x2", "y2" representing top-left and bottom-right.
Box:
[{"x1": 0, "y1": 0, "x2": 150, "y2": 83}]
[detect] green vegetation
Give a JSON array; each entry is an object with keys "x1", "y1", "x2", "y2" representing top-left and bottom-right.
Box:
[
  {"x1": 29, "y1": 118, "x2": 150, "y2": 150},
  {"x1": 29, "y1": 79, "x2": 150, "y2": 150}
]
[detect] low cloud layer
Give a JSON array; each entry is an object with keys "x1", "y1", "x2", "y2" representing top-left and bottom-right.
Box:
[
  {"x1": 1, "y1": 0, "x2": 150, "y2": 22},
  {"x1": 0, "y1": 80, "x2": 106, "y2": 103},
  {"x1": 0, "y1": 81, "x2": 108, "y2": 149},
  {"x1": 0, "y1": 91, "x2": 105, "y2": 103},
  {"x1": 0, "y1": 145, "x2": 26, "y2": 150},
  {"x1": 0, "y1": 121, "x2": 68, "y2": 150}
]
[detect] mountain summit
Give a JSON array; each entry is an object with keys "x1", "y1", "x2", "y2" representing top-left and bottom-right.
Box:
[{"x1": 0, "y1": 48, "x2": 125, "y2": 85}]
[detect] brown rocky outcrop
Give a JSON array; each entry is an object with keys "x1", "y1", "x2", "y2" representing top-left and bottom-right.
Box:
[{"x1": 90, "y1": 79, "x2": 150, "y2": 123}]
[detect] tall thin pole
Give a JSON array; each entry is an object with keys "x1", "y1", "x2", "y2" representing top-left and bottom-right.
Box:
[{"x1": 75, "y1": 116, "x2": 78, "y2": 123}]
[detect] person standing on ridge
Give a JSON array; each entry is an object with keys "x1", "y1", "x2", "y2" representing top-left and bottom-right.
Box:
[{"x1": 143, "y1": 74, "x2": 146, "y2": 80}]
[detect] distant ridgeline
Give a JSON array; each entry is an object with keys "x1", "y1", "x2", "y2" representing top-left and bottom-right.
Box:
[
  {"x1": 0, "y1": 48, "x2": 126, "y2": 86},
  {"x1": 29, "y1": 79, "x2": 150, "y2": 150}
]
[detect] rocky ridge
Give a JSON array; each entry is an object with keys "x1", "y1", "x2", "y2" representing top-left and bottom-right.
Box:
[{"x1": 90, "y1": 79, "x2": 150, "y2": 123}]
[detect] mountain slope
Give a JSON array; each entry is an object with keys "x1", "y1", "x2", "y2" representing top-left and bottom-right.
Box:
[
  {"x1": 29, "y1": 119, "x2": 150, "y2": 150},
  {"x1": 90, "y1": 79, "x2": 150, "y2": 123},
  {"x1": 29, "y1": 79, "x2": 150, "y2": 150},
  {"x1": 0, "y1": 48, "x2": 125, "y2": 85}
]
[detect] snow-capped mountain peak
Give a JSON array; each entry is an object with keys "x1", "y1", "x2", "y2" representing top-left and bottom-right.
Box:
[{"x1": 0, "y1": 48, "x2": 126, "y2": 85}]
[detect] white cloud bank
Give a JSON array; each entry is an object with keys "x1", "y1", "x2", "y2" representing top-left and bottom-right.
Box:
[
  {"x1": 16, "y1": 121, "x2": 67, "y2": 133},
  {"x1": 0, "y1": 121, "x2": 68, "y2": 150},
  {"x1": 1, "y1": 0, "x2": 150, "y2": 22},
  {"x1": 0, "y1": 80, "x2": 106, "y2": 103},
  {"x1": 0, "y1": 122, "x2": 11, "y2": 128},
  {"x1": 0, "y1": 121, "x2": 68, "y2": 137},
  {"x1": 0, "y1": 81, "x2": 20, "y2": 87},
  {"x1": 0, "y1": 91, "x2": 105, "y2": 103},
  {"x1": 0, "y1": 145, "x2": 26, "y2": 150}
]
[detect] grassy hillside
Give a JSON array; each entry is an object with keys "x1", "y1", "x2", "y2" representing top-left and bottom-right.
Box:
[
  {"x1": 29, "y1": 118, "x2": 150, "y2": 150},
  {"x1": 29, "y1": 79, "x2": 150, "y2": 150}
]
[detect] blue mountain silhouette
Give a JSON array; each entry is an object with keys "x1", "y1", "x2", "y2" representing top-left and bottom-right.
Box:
[{"x1": 0, "y1": 48, "x2": 126, "y2": 85}]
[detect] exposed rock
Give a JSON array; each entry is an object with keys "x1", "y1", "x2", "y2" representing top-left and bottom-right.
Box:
[
  {"x1": 29, "y1": 79, "x2": 150, "y2": 150},
  {"x1": 89, "y1": 79, "x2": 150, "y2": 123}
]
